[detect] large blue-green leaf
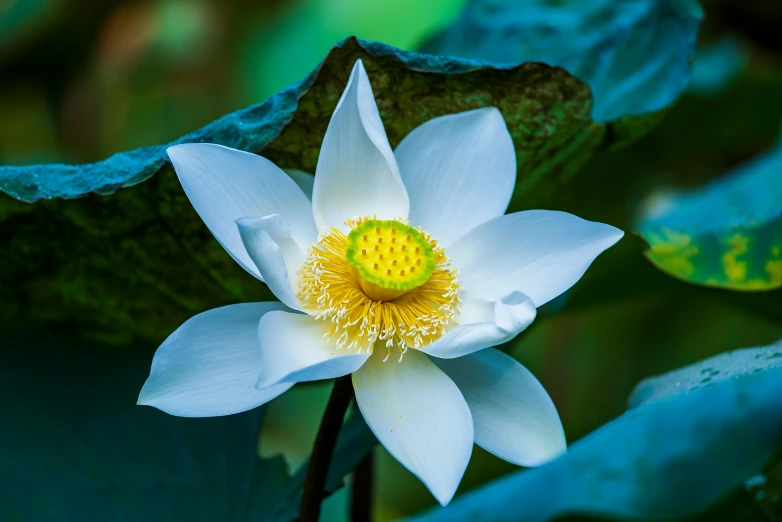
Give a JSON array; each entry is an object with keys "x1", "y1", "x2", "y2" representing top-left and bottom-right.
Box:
[
  {"x1": 0, "y1": 331, "x2": 375, "y2": 522},
  {"x1": 405, "y1": 340, "x2": 782, "y2": 522},
  {"x1": 420, "y1": 0, "x2": 702, "y2": 123},
  {"x1": 629, "y1": 340, "x2": 782, "y2": 408},
  {"x1": 1, "y1": 36, "x2": 630, "y2": 343},
  {"x1": 0, "y1": 332, "x2": 283, "y2": 521},
  {"x1": 0, "y1": 37, "x2": 606, "y2": 202},
  {"x1": 636, "y1": 144, "x2": 782, "y2": 291}
]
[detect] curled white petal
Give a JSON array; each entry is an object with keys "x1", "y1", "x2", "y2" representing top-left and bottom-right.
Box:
[
  {"x1": 167, "y1": 143, "x2": 317, "y2": 280},
  {"x1": 420, "y1": 291, "x2": 537, "y2": 359},
  {"x1": 237, "y1": 215, "x2": 305, "y2": 311}
]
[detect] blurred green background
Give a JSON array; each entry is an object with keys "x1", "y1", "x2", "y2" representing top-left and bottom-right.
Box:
[
  {"x1": 0, "y1": 0, "x2": 464, "y2": 166},
  {"x1": 2, "y1": 0, "x2": 782, "y2": 521}
]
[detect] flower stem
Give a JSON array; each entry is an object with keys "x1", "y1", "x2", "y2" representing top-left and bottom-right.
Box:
[
  {"x1": 299, "y1": 375, "x2": 354, "y2": 522},
  {"x1": 350, "y1": 450, "x2": 374, "y2": 522}
]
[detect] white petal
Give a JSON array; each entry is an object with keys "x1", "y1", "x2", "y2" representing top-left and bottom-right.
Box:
[
  {"x1": 168, "y1": 143, "x2": 318, "y2": 280},
  {"x1": 395, "y1": 107, "x2": 516, "y2": 245},
  {"x1": 256, "y1": 310, "x2": 370, "y2": 387},
  {"x1": 434, "y1": 348, "x2": 566, "y2": 467},
  {"x1": 284, "y1": 169, "x2": 314, "y2": 200},
  {"x1": 420, "y1": 291, "x2": 536, "y2": 359},
  {"x1": 237, "y1": 215, "x2": 305, "y2": 311},
  {"x1": 138, "y1": 303, "x2": 292, "y2": 417},
  {"x1": 353, "y1": 349, "x2": 473, "y2": 506},
  {"x1": 312, "y1": 59, "x2": 409, "y2": 231},
  {"x1": 449, "y1": 210, "x2": 624, "y2": 307}
]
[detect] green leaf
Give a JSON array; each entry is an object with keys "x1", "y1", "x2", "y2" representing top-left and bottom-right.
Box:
[
  {"x1": 0, "y1": 37, "x2": 606, "y2": 203},
  {"x1": 628, "y1": 340, "x2": 782, "y2": 408},
  {"x1": 636, "y1": 144, "x2": 782, "y2": 291},
  {"x1": 267, "y1": 411, "x2": 378, "y2": 521},
  {"x1": 0, "y1": 330, "x2": 376, "y2": 522},
  {"x1": 420, "y1": 0, "x2": 702, "y2": 123},
  {"x1": 0, "y1": 37, "x2": 624, "y2": 342},
  {"x1": 405, "y1": 340, "x2": 782, "y2": 522},
  {"x1": 0, "y1": 332, "x2": 288, "y2": 522},
  {"x1": 324, "y1": 411, "x2": 378, "y2": 493}
]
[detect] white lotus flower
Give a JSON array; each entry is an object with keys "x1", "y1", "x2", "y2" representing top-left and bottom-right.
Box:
[{"x1": 138, "y1": 59, "x2": 623, "y2": 505}]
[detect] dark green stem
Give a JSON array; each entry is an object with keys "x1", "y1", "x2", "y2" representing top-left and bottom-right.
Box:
[
  {"x1": 299, "y1": 376, "x2": 354, "y2": 522},
  {"x1": 350, "y1": 450, "x2": 374, "y2": 522}
]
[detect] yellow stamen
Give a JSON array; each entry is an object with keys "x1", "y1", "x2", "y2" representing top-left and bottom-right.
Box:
[{"x1": 296, "y1": 216, "x2": 460, "y2": 355}]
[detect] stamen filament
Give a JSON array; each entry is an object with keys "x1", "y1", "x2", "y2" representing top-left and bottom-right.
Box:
[{"x1": 297, "y1": 216, "x2": 461, "y2": 355}]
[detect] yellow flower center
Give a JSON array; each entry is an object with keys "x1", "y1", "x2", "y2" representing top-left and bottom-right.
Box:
[
  {"x1": 297, "y1": 216, "x2": 460, "y2": 360},
  {"x1": 345, "y1": 219, "x2": 436, "y2": 301}
]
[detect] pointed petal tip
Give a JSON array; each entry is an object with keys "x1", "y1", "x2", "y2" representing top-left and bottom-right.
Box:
[
  {"x1": 139, "y1": 303, "x2": 296, "y2": 417},
  {"x1": 165, "y1": 142, "x2": 206, "y2": 161},
  {"x1": 433, "y1": 482, "x2": 460, "y2": 506},
  {"x1": 136, "y1": 392, "x2": 157, "y2": 409},
  {"x1": 456, "y1": 106, "x2": 508, "y2": 132},
  {"x1": 435, "y1": 349, "x2": 567, "y2": 469},
  {"x1": 602, "y1": 224, "x2": 625, "y2": 250},
  {"x1": 522, "y1": 438, "x2": 567, "y2": 468},
  {"x1": 476, "y1": 105, "x2": 503, "y2": 119},
  {"x1": 166, "y1": 143, "x2": 192, "y2": 165},
  {"x1": 312, "y1": 51, "x2": 408, "y2": 230},
  {"x1": 347, "y1": 58, "x2": 369, "y2": 91},
  {"x1": 136, "y1": 384, "x2": 151, "y2": 406},
  {"x1": 450, "y1": 210, "x2": 628, "y2": 307},
  {"x1": 607, "y1": 223, "x2": 625, "y2": 239},
  {"x1": 353, "y1": 350, "x2": 472, "y2": 509},
  {"x1": 136, "y1": 380, "x2": 167, "y2": 410},
  {"x1": 165, "y1": 143, "x2": 184, "y2": 157},
  {"x1": 436, "y1": 494, "x2": 454, "y2": 507},
  {"x1": 425, "y1": 457, "x2": 468, "y2": 507}
]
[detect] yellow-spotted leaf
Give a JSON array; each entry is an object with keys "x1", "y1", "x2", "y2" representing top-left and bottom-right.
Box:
[{"x1": 636, "y1": 145, "x2": 782, "y2": 291}]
